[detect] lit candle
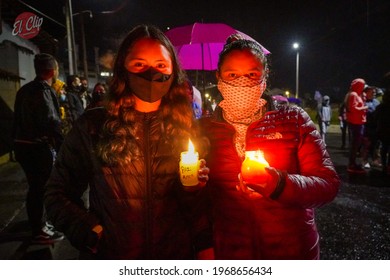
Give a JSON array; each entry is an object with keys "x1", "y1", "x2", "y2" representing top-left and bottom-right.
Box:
[
  {"x1": 179, "y1": 139, "x2": 200, "y2": 186},
  {"x1": 241, "y1": 150, "x2": 270, "y2": 184}
]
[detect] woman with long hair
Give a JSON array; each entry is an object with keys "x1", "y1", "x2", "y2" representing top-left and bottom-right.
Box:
[{"x1": 44, "y1": 24, "x2": 213, "y2": 259}]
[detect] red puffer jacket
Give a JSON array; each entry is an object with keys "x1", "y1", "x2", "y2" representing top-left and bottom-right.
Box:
[{"x1": 202, "y1": 106, "x2": 340, "y2": 259}]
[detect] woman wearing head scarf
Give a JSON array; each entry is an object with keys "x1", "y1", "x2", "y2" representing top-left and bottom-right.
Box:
[{"x1": 201, "y1": 35, "x2": 340, "y2": 259}]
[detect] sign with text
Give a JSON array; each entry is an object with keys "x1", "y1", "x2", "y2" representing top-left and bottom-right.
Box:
[{"x1": 12, "y1": 12, "x2": 43, "y2": 39}]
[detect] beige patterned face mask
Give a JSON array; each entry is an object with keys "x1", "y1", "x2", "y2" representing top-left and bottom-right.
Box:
[
  {"x1": 218, "y1": 76, "x2": 267, "y2": 158},
  {"x1": 218, "y1": 76, "x2": 266, "y2": 120}
]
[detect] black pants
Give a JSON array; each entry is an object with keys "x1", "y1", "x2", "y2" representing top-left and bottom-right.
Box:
[
  {"x1": 14, "y1": 143, "x2": 54, "y2": 235},
  {"x1": 340, "y1": 120, "x2": 349, "y2": 148},
  {"x1": 348, "y1": 123, "x2": 364, "y2": 166}
]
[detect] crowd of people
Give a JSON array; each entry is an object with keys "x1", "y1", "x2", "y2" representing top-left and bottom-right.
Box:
[
  {"x1": 342, "y1": 77, "x2": 390, "y2": 175},
  {"x1": 11, "y1": 22, "x2": 389, "y2": 260},
  {"x1": 51, "y1": 73, "x2": 108, "y2": 135},
  {"x1": 12, "y1": 54, "x2": 110, "y2": 245}
]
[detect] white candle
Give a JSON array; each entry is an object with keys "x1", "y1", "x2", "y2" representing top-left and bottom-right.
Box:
[{"x1": 179, "y1": 139, "x2": 199, "y2": 186}]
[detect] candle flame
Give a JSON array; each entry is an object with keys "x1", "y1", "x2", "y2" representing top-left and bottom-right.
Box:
[
  {"x1": 245, "y1": 150, "x2": 269, "y2": 165},
  {"x1": 188, "y1": 139, "x2": 195, "y2": 153}
]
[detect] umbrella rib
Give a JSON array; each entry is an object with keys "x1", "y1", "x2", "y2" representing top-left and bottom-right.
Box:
[{"x1": 190, "y1": 22, "x2": 198, "y2": 45}]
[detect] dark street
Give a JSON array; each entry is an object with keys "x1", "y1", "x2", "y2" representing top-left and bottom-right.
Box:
[
  {"x1": 316, "y1": 128, "x2": 389, "y2": 260},
  {"x1": 0, "y1": 126, "x2": 389, "y2": 260}
]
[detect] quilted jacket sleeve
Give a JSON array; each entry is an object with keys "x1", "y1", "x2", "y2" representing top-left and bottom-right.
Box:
[
  {"x1": 276, "y1": 108, "x2": 340, "y2": 208},
  {"x1": 246, "y1": 106, "x2": 340, "y2": 208},
  {"x1": 44, "y1": 114, "x2": 101, "y2": 251}
]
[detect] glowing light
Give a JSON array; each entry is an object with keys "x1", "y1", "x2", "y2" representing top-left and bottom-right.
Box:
[
  {"x1": 241, "y1": 150, "x2": 269, "y2": 184},
  {"x1": 179, "y1": 139, "x2": 199, "y2": 186}
]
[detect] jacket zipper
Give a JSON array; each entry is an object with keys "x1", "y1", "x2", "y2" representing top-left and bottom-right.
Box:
[{"x1": 143, "y1": 113, "x2": 152, "y2": 258}]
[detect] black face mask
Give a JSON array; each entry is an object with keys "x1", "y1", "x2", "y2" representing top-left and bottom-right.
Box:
[{"x1": 128, "y1": 68, "x2": 173, "y2": 102}]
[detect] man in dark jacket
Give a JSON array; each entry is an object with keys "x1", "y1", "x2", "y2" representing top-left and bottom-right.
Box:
[
  {"x1": 13, "y1": 53, "x2": 64, "y2": 244},
  {"x1": 65, "y1": 74, "x2": 84, "y2": 122},
  {"x1": 375, "y1": 72, "x2": 390, "y2": 175}
]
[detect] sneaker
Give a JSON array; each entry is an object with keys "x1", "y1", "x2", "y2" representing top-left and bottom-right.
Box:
[
  {"x1": 44, "y1": 221, "x2": 55, "y2": 231},
  {"x1": 347, "y1": 164, "x2": 366, "y2": 174},
  {"x1": 363, "y1": 162, "x2": 371, "y2": 169},
  {"x1": 31, "y1": 225, "x2": 64, "y2": 245}
]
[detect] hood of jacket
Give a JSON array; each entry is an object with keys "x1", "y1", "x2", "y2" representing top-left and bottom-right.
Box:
[{"x1": 350, "y1": 78, "x2": 365, "y2": 95}]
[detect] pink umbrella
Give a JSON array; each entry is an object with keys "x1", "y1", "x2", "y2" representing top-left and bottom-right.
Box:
[
  {"x1": 165, "y1": 22, "x2": 270, "y2": 71},
  {"x1": 272, "y1": 95, "x2": 289, "y2": 102}
]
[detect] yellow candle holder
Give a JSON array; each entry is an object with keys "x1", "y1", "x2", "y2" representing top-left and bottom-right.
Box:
[
  {"x1": 241, "y1": 150, "x2": 269, "y2": 184},
  {"x1": 179, "y1": 140, "x2": 199, "y2": 186}
]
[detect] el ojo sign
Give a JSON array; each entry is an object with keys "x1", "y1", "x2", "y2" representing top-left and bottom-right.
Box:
[{"x1": 12, "y1": 12, "x2": 43, "y2": 39}]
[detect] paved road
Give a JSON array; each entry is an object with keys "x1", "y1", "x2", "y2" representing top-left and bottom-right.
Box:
[
  {"x1": 316, "y1": 129, "x2": 389, "y2": 260},
  {"x1": 0, "y1": 126, "x2": 389, "y2": 260}
]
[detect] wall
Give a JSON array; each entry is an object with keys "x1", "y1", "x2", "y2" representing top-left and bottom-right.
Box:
[{"x1": 0, "y1": 21, "x2": 38, "y2": 162}]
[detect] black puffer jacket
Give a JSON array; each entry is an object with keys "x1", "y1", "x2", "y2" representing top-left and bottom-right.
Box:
[
  {"x1": 202, "y1": 105, "x2": 340, "y2": 259},
  {"x1": 45, "y1": 108, "x2": 212, "y2": 259},
  {"x1": 13, "y1": 78, "x2": 63, "y2": 150}
]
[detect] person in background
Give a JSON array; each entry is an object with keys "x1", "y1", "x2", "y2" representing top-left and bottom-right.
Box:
[
  {"x1": 192, "y1": 85, "x2": 203, "y2": 119},
  {"x1": 86, "y1": 82, "x2": 108, "y2": 110},
  {"x1": 211, "y1": 99, "x2": 218, "y2": 112},
  {"x1": 51, "y1": 78, "x2": 68, "y2": 132},
  {"x1": 317, "y1": 95, "x2": 332, "y2": 145},
  {"x1": 54, "y1": 83, "x2": 70, "y2": 134},
  {"x1": 338, "y1": 102, "x2": 349, "y2": 149},
  {"x1": 52, "y1": 78, "x2": 66, "y2": 96},
  {"x1": 374, "y1": 72, "x2": 390, "y2": 175},
  {"x1": 272, "y1": 95, "x2": 289, "y2": 108},
  {"x1": 13, "y1": 53, "x2": 64, "y2": 244},
  {"x1": 184, "y1": 79, "x2": 203, "y2": 119},
  {"x1": 344, "y1": 78, "x2": 368, "y2": 173},
  {"x1": 361, "y1": 86, "x2": 381, "y2": 169},
  {"x1": 44, "y1": 24, "x2": 213, "y2": 260},
  {"x1": 65, "y1": 75, "x2": 85, "y2": 125},
  {"x1": 201, "y1": 35, "x2": 340, "y2": 259},
  {"x1": 79, "y1": 76, "x2": 92, "y2": 109}
]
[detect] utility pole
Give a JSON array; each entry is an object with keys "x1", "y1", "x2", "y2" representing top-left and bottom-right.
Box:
[
  {"x1": 73, "y1": 10, "x2": 92, "y2": 79},
  {"x1": 65, "y1": 0, "x2": 77, "y2": 75}
]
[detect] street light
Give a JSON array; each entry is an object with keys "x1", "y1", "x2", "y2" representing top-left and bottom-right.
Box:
[{"x1": 293, "y1": 42, "x2": 299, "y2": 98}]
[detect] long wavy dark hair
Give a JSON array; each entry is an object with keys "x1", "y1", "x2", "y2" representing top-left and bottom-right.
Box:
[{"x1": 97, "y1": 24, "x2": 197, "y2": 166}]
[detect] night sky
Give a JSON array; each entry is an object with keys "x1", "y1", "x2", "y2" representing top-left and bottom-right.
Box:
[{"x1": 19, "y1": 0, "x2": 390, "y2": 101}]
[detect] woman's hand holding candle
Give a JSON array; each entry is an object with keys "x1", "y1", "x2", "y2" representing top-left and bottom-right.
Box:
[
  {"x1": 197, "y1": 159, "x2": 210, "y2": 188},
  {"x1": 180, "y1": 140, "x2": 209, "y2": 191},
  {"x1": 238, "y1": 166, "x2": 282, "y2": 198},
  {"x1": 241, "y1": 150, "x2": 270, "y2": 185},
  {"x1": 236, "y1": 173, "x2": 262, "y2": 200},
  {"x1": 237, "y1": 150, "x2": 282, "y2": 198}
]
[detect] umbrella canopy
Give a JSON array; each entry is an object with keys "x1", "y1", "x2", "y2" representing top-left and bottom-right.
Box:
[
  {"x1": 165, "y1": 22, "x2": 270, "y2": 71},
  {"x1": 272, "y1": 95, "x2": 289, "y2": 103}
]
